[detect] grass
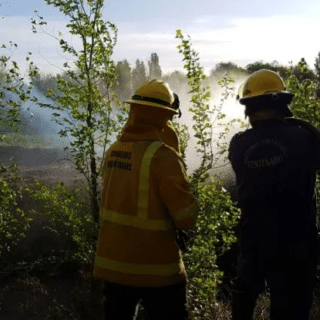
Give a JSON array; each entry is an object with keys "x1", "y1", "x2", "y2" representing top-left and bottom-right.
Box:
[{"x1": 0, "y1": 133, "x2": 69, "y2": 149}]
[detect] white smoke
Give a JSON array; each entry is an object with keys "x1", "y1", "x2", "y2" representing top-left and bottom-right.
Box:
[
  {"x1": 16, "y1": 73, "x2": 248, "y2": 187},
  {"x1": 20, "y1": 87, "x2": 70, "y2": 148},
  {"x1": 174, "y1": 75, "x2": 247, "y2": 184}
]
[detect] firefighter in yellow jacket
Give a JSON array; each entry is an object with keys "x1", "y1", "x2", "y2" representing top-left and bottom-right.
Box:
[{"x1": 93, "y1": 79, "x2": 199, "y2": 319}]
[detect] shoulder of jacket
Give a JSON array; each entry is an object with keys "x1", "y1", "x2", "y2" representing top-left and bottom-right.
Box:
[
  {"x1": 285, "y1": 117, "x2": 310, "y2": 127},
  {"x1": 285, "y1": 118, "x2": 315, "y2": 129},
  {"x1": 152, "y1": 142, "x2": 187, "y2": 168},
  {"x1": 285, "y1": 118, "x2": 320, "y2": 141},
  {"x1": 231, "y1": 131, "x2": 246, "y2": 139},
  {"x1": 150, "y1": 142, "x2": 181, "y2": 158},
  {"x1": 230, "y1": 130, "x2": 249, "y2": 145}
]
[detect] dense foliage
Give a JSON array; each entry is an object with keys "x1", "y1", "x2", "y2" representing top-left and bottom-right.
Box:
[
  {"x1": 286, "y1": 58, "x2": 320, "y2": 126},
  {"x1": 0, "y1": 166, "x2": 32, "y2": 258},
  {"x1": 26, "y1": 181, "x2": 96, "y2": 264},
  {"x1": 0, "y1": 42, "x2": 37, "y2": 139},
  {"x1": 246, "y1": 58, "x2": 316, "y2": 84},
  {"x1": 210, "y1": 62, "x2": 247, "y2": 78}
]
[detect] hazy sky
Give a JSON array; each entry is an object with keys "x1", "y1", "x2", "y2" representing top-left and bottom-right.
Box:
[{"x1": 1, "y1": 0, "x2": 320, "y2": 75}]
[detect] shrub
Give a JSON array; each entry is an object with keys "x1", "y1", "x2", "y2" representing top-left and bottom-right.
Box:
[
  {"x1": 185, "y1": 178, "x2": 240, "y2": 319},
  {"x1": 176, "y1": 30, "x2": 241, "y2": 319},
  {"x1": 0, "y1": 164, "x2": 32, "y2": 258},
  {"x1": 26, "y1": 180, "x2": 98, "y2": 265}
]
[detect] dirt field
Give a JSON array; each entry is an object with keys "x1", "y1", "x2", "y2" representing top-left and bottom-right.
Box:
[{"x1": 0, "y1": 146, "x2": 83, "y2": 187}]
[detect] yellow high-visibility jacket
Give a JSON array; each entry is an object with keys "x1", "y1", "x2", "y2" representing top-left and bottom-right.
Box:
[{"x1": 93, "y1": 117, "x2": 198, "y2": 287}]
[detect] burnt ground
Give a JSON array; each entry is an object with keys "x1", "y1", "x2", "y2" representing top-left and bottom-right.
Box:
[
  {"x1": 0, "y1": 146, "x2": 105, "y2": 320},
  {"x1": 0, "y1": 146, "x2": 82, "y2": 187}
]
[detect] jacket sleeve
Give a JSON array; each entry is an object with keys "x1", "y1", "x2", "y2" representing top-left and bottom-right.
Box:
[
  {"x1": 228, "y1": 132, "x2": 242, "y2": 163},
  {"x1": 157, "y1": 147, "x2": 199, "y2": 230},
  {"x1": 312, "y1": 138, "x2": 320, "y2": 170},
  {"x1": 286, "y1": 118, "x2": 320, "y2": 170}
]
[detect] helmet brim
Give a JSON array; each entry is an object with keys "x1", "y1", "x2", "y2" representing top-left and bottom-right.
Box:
[
  {"x1": 239, "y1": 92, "x2": 294, "y2": 106},
  {"x1": 125, "y1": 99, "x2": 179, "y2": 114}
]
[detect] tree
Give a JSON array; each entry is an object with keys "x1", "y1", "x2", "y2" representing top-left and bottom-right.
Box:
[
  {"x1": 245, "y1": 60, "x2": 287, "y2": 78},
  {"x1": 291, "y1": 58, "x2": 315, "y2": 83},
  {"x1": 246, "y1": 59, "x2": 316, "y2": 83},
  {"x1": 132, "y1": 59, "x2": 147, "y2": 91},
  {"x1": 314, "y1": 52, "x2": 320, "y2": 98},
  {"x1": 286, "y1": 58, "x2": 320, "y2": 127},
  {"x1": 162, "y1": 70, "x2": 186, "y2": 88},
  {"x1": 162, "y1": 70, "x2": 188, "y2": 101},
  {"x1": 148, "y1": 52, "x2": 162, "y2": 79},
  {"x1": 31, "y1": 0, "x2": 127, "y2": 225},
  {"x1": 0, "y1": 42, "x2": 36, "y2": 138},
  {"x1": 31, "y1": 70, "x2": 58, "y2": 95},
  {"x1": 114, "y1": 59, "x2": 133, "y2": 102},
  {"x1": 210, "y1": 62, "x2": 247, "y2": 77}
]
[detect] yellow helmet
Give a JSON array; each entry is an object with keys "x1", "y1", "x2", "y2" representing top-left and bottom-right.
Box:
[
  {"x1": 125, "y1": 79, "x2": 180, "y2": 115},
  {"x1": 238, "y1": 69, "x2": 294, "y2": 117},
  {"x1": 239, "y1": 69, "x2": 293, "y2": 104}
]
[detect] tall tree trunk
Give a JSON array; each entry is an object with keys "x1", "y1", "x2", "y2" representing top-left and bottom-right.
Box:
[
  {"x1": 87, "y1": 102, "x2": 100, "y2": 224},
  {"x1": 90, "y1": 150, "x2": 100, "y2": 225}
]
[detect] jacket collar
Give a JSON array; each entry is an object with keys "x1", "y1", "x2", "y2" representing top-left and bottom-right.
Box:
[{"x1": 119, "y1": 119, "x2": 181, "y2": 154}]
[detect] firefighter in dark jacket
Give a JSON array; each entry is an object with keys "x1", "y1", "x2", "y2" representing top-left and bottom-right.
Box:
[{"x1": 228, "y1": 69, "x2": 320, "y2": 320}]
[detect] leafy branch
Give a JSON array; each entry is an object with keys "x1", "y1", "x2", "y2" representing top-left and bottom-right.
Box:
[{"x1": 176, "y1": 30, "x2": 214, "y2": 181}]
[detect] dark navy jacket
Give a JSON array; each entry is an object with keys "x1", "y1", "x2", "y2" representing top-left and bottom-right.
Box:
[{"x1": 228, "y1": 119, "x2": 320, "y2": 257}]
